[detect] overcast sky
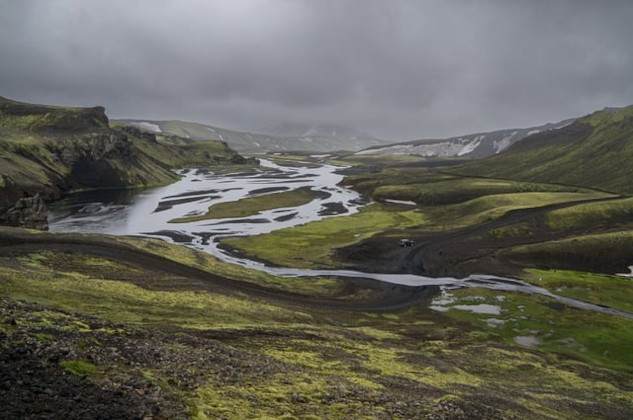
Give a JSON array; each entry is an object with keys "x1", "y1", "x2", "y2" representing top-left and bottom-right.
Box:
[{"x1": 1, "y1": 0, "x2": 632, "y2": 140}]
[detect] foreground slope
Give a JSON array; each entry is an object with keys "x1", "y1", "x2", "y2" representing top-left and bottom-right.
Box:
[
  {"x1": 452, "y1": 106, "x2": 633, "y2": 194},
  {"x1": 1, "y1": 226, "x2": 632, "y2": 419}
]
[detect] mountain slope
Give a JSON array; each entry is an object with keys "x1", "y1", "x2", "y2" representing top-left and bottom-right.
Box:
[
  {"x1": 0, "y1": 97, "x2": 252, "y2": 225},
  {"x1": 452, "y1": 106, "x2": 633, "y2": 194},
  {"x1": 116, "y1": 119, "x2": 388, "y2": 153},
  {"x1": 355, "y1": 118, "x2": 575, "y2": 159}
]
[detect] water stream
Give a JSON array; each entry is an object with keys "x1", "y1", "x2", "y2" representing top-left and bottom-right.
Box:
[{"x1": 49, "y1": 160, "x2": 633, "y2": 319}]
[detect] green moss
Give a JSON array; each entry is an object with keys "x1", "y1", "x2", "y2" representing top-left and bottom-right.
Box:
[
  {"x1": 221, "y1": 203, "x2": 426, "y2": 268},
  {"x1": 59, "y1": 360, "x2": 97, "y2": 376},
  {"x1": 503, "y1": 230, "x2": 633, "y2": 273},
  {"x1": 435, "y1": 287, "x2": 633, "y2": 370},
  {"x1": 522, "y1": 269, "x2": 633, "y2": 313},
  {"x1": 452, "y1": 105, "x2": 633, "y2": 194},
  {"x1": 0, "y1": 254, "x2": 309, "y2": 329},
  {"x1": 546, "y1": 197, "x2": 633, "y2": 231},
  {"x1": 429, "y1": 192, "x2": 608, "y2": 229},
  {"x1": 170, "y1": 187, "x2": 316, "y2": 223}
]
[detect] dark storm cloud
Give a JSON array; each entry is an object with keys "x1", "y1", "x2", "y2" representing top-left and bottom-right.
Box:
[{"x1": 1, "y1": 0, "x2": 632, "y2": 140}]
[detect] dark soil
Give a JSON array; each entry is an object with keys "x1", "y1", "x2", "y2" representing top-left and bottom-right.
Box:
[{"x1": 334, "y1": 195, "x2": 628, "y2": 278}]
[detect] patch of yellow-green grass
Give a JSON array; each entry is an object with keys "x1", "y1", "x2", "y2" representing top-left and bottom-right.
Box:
[
  {"x1": 427, "y1": 192, "x2": 609, "y2": 229},
  {"x1": 522, "y1": 269, "x2": 633, "y2": 314},
  {"x1": 170, "y1": 188, "x2": 315, "y2": 223},
  {"x1": 0, "y1": 256, "x2": 309, "y2": 329},
  {"x1": 502, "y1": 231, "x2": 633, "y2": 275},
  {"x1": 546, "y1": 196, "x2": 633, "y2": 230},
  {"x1": 190, "y1": 374, "x2": 369, "y2": 420},
  {"x1": 59, "y1": 360, "x2": 97, "y2": 376},
  {"x1": 433, "y1": 287, "x2": 633, "y2": 371},
  {"x1": 220, "y1": 203, "x2": 426, "y2": 268},
  {"x1": 334, "y1": 154, "x2": 432, "y2": 167},
  {"x1": 372, "y1": 177, "x2": 585, "y2": 206}
]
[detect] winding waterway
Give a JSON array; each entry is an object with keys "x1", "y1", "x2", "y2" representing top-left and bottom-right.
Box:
[{"x1": 49, "y1": 160, "x2": 633, "y2": 319}]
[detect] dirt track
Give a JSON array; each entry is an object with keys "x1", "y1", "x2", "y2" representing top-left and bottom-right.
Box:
[
  {"x1": 336, "y1": 195, "x2": 625, "y2": 278},
  {"x1": 0, "y1": 227, "x2": 436, "y2": 312}
]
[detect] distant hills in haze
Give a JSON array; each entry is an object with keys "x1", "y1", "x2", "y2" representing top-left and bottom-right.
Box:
[{"x1": 115, "y1": 119, "x2": 389, "y2": 153}]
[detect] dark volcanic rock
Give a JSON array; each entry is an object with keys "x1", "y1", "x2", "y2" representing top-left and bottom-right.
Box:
[{"x1": 0, "y1": 193, "x2": 48, "y2": 230}]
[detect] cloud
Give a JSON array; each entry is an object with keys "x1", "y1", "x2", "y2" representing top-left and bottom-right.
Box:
[{"x1": 1, "y1": 0, "x2": 632, "y2": 140}]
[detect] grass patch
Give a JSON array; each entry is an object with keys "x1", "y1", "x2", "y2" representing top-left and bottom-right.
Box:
[
  {"x1": 0, "y1": 253, "x2": 309, "y2": 329},
  {"x1": 522, "y1": 269, "x2": 633, "y2": 313},
  {"x1": 59, "y1": 360, "x2": 97, "y2": 376},
  {"x1": 373, "y1": 178, "x2": 590, "y2": 206},
  {"x1": 432, "y1": 287, "x2": 633, "y2": 370},
  {"x1": 220, "y1": 203, "x2": 426, "y2": 268},
  {"x1": 170, "y1": 187, "x2": 316, "y2": 223},
  {"x1": 546, "y1": 197, "x2": 633, "y2": 231},
  {"x1": 427, "y1": 192, "x2": 608, "y2": 229},
  {"x1": 502, "y1": 230, "x2": 633, "y2": 273}
]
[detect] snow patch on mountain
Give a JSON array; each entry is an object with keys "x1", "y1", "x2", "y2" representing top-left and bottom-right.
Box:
[
  {"x1": 493, "y1": 131, "x2": 518, "y2": 154},
  {"x1": 130, "y1": 121, "x2": 162, "y2": 133}
]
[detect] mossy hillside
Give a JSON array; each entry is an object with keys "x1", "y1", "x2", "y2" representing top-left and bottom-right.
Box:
[
  {"x1": 221, "y1": 203, "x2": 426, "y2": 268},
  {"x1": 2, "y1": 230, "x2": 633, "y2": 418},
  {"x1": 170, "y1": 187, "x2": 316, "y2": 223},
  {"x1": 0, "y1": 100, "x2": 253, "y2": 209},
  {"x1": 342, "y1": 167, "x2": 456, "y2": 196},
  {"x1": 501, "y1": 230, "x2": 633, "y2": 273},
  {"x1": 546, "y1": 197, "x2": 633, "y2": 231},
  {"x1": 452, "y1": 105, "x2": 633, "y2": 194},
  {"x1": 426, "y1": 191, "x2": 610, "y2": 229},
  {"x1": 372, "y1": 178, "x2": 589, "y2": 206},
  {"x1": 0, "y1": 96, "x2": 108, "y2": 132},
  {"x1": 1, "y1": 252, "x2": 309, "y2": 329}
]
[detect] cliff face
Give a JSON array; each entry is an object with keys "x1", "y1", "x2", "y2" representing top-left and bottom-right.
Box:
[
  {"x1": 0, "y1": 193, "x2": 48, "y2": 230},
  {"x1": 0, "y1": 97, "x2": 256, "y2": 229}
]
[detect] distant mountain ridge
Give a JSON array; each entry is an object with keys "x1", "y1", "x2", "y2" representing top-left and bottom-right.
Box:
[
  {"x1": 115, "y1": 119, "x2": 388, "y2": 153},
  {"x1": 354, "y1": 118, "x2": 577, "y2": 159}
]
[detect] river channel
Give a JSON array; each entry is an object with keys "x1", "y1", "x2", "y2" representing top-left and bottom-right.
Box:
[{"x1": 49, "y1": 159, "x2": 633, "y2": 318}]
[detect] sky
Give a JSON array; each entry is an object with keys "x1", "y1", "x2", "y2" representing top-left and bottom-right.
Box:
[{"x1": 1, "y1": 0, "x2": 632, "y2": 141}]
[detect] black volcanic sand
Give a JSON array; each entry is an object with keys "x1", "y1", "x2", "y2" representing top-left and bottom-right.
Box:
[
  {"x1": 213, "y1": 218, "x2": 271, "y2": 225},
  {"x1": 153, "y1": 195, "x2": 219, "y2": 213},
  {"x1": 249, "y1": 186, "x2": 290, "y2": 195},
  {"x1": 141, "y1": 230, "x2": 195, "y2": 243},
  {"x1": 164, "y1": 188, "x2": 240, "y2": 199},
  {"x1": 274, "y1": 212, "x2": 298, "y2": 222},
  {"x1": 319, "y1": 202, "x2": 348, "y2": 216},
  {"x1": 334, "y1": 196, "x2": 631, "y2": 278}
]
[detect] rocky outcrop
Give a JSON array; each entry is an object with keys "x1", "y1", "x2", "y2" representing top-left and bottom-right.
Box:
[{"x1": 0, "y1": 193, "x2": 48, "y2": 230}]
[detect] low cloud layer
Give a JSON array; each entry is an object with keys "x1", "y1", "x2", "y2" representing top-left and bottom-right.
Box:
[{"x1": 1, "y1": 0, "x2": 632, "y2": 140}]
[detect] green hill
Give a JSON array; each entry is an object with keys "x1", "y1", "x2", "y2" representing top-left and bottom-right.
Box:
[
  {"x1": 0, "y1": 97, "x2": 254, "y2": 222},
  {"x1": 452, "y1": 105, "x2": 633, "y2": 194}
]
